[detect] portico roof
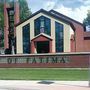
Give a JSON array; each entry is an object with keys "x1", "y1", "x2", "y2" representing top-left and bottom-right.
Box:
[{"x1": 31, "y1": 33, "x2": 52, "y2": 41}]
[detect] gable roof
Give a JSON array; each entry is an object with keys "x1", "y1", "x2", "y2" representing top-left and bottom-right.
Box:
[
  {"x1": 15, "y1": 9, "x2": 83, "y2": 30},
  {"x1": 49, "y1": 9, "x2": 83, "y2": 26},
  {"x1": 31, "y1": 33, "x2": 52, "y2": 41}
]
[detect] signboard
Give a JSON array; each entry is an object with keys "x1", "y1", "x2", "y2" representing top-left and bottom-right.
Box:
[{"x1": 0, "y1": 53, "x2": 89, "y2": 68}]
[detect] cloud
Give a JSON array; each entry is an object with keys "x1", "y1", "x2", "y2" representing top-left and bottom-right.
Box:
[
  {"x1": 84, "y1": 0, "x2": 90, "y2": 5},
  {"x1": 27, "y1": 0, "x2": 90, "y2": 23},
  {"x1": 27, "y1": 0, "x2": 47, "y2": 13},
  {"x1": 44, "y1": 1, "x2": 56, "y2": 10},
  {"x1": 51, "y1": 0, "x2": 84, "y2": 9},
  {"x1": 54, "y1": 5, "x2": 90, "y2": 23}
]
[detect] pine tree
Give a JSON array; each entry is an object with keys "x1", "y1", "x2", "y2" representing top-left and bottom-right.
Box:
[{"x1": 83, "y1": 10, "x2": 90, "y2": 26}]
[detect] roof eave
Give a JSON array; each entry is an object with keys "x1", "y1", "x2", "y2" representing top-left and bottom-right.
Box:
[{"x1": 49, "y1": 9, "x2": 83, "y2": 26}]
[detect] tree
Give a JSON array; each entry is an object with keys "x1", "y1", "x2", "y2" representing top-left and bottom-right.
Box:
[
  {"x1": 0, "y1": 1, "x2": 4, "y2": 47},
  {"x1": 0, "y1": 0, "x2": 32, "y2": 48},
  {"x1": 18, "y1": 0, "x2": 32, "y2": 21},
  {"x1": 0, "y1": 2, "x2": 4, "y2": 30},
  {"x1": 83, "y1": 10, "x2": 90, "y2": 26},
  {"x1": 9, "y1": 0, "x2": 32, "y2": 21}
]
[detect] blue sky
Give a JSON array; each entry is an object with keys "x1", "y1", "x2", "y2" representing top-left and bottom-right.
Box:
[{"x1": 27, "y1": 0, "x2": 90, "y2": 23}]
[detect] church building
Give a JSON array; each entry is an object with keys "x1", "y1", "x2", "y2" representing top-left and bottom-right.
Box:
[{"x1": 15, "y1": 9, "x2": 90, "y2": 54}]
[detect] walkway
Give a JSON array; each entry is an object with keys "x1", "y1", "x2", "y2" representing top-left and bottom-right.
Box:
[{"x1": 0, "y1": 80, "x2": 89, "y2": 90}]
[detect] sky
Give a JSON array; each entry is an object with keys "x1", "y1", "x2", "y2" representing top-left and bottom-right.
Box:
[{"x1": 26, "y1": 0, "x2": 90, "y2": 23}]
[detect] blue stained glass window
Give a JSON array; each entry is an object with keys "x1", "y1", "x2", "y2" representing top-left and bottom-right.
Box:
[
  {"x1": 34, "y1": 16, "x2": 51, "y2": 36},
  {"x1": 22, "y1": 23, "x2": 30, "y2": 53},
  {"x1": 55, "y1": 22, "x2": 63, "y2": 52}
]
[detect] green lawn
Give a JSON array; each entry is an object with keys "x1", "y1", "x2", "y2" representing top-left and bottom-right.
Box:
[{"x1": 0, "y1": 68, "x2": 88, "y2": 80}]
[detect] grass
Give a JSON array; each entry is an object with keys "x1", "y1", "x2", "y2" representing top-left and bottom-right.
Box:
[{"x1": 0, "y1": 68, "x2": 88, "y2": 80}]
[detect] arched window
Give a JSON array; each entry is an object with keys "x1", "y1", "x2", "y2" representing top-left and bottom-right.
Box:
[{"x1": 34, "y1": 16, "x2": 51, "y2": 36}]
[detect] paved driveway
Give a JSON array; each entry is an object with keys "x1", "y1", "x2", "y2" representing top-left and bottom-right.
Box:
[{"x1": 0, "y1": 80, "x2": 90, "y2": 90}]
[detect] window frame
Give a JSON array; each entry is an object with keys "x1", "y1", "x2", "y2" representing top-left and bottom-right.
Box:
[
  {"x1": 22, "y1": 23, "x2": 30, "y2": 54},
  {"x1": 55, "y1": 21, "x2": 64, "y2": 52},
  {"x1": 34, "y1": 15, "x2": 51, "y2": 36}
]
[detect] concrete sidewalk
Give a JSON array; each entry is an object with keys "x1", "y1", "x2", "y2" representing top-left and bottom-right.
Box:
[{"x1": 0, "y1": 80, "x2": 89, "y2": 90}]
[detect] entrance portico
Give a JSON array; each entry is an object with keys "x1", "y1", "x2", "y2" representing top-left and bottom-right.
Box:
[{"x1": 31, "y1": 33, "x2": 52, "y2": 53}]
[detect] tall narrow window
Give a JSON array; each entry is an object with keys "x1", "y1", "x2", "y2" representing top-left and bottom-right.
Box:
[
  {"x1": 22, "y1": 23, "x2": 30, "y2": 53},
  {"x1": 34, "y1": 18, "x2": 40, "y2": 36},
  {"x1": 34, "y1": 16, "x2": 51, "y2": 36},
  {"x1": 55, "y1": 22, "x2": 63, "y2": 52}
]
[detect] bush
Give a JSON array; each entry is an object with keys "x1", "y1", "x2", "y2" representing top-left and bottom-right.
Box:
[{"x1": 5, "y1": 48, "x2": 11, "y2": 54}]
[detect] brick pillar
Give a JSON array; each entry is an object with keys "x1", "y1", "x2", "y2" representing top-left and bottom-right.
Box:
[
  {"x1": 75, "y1": 26, "x2": 84, "y2": 52},
  {"x1": 31, "y1": 41, "x2": 35, "y2": 53},
  {"x1": 70, "y1": 39, "x2": 75, "y2": 52},
  {"x1": 14, "y1": 0, "x2": 20, "y2": 37},
  {"x1": 4, "y1": 1, "x2": 9, "y2": 49},
  {"x1": 70, "y1": 35, "x2": 75, "y2": 52},
  {"x1": 49, "y1": 40, "x2": 52, "y2": 53}
]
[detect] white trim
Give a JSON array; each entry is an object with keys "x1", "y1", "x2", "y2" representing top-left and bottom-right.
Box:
[{"x1": 31, "y1": 33, "x2": 52, "y2": 40}]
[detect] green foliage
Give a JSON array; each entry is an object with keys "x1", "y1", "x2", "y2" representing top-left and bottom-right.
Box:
[
  {"x1": 83, "y1": 10, "x2": 90, "y2": 26},
  {"x1": 18, "y1": 0, "x2": 32, "y2": 21},
  {"x1": 9, "y1": 0, "x2": 32, "y2": 21},
  {"x1": 0, "y1": 2, "x2": 4, "y2": 30},
  {"x1": 0, "y1": 0, "x2": 32, "y2": 48},
  {"x1": 0, "y1": 2, "x2": 4, "y2": 47}
]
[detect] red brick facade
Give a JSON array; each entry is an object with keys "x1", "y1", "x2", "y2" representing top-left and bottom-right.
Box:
[
  {"x1": 49, "y1": 10, "x2": 90, "y2": 52},
  {"x1": 70, "y1": 21, "x2": 90, "y2": 52},
  {"x1": 0, "y1": 55, "x2": 89, "y2": 68}
]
